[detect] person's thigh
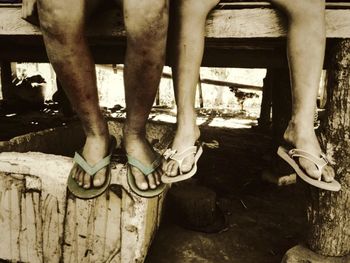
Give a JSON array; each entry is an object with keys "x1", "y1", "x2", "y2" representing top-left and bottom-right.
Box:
[{"x1": 37, "y1": 0, "x2": 102, "y2": 34}]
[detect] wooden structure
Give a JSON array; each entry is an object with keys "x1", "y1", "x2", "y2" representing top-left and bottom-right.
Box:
[
  {"x1": 0, "y1": 1, "x2": 350, "y2": 66},
  {"x1": 0, "y1": 121, "x2": 173, "y2": 263},
  {"x1": 0, "y1": 0, "x2": 350, "y2": 261}
]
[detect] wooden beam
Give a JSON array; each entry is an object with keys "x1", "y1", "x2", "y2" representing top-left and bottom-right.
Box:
[{"x1": 1, "y1": 5, "x2": 350, "y2": 38}]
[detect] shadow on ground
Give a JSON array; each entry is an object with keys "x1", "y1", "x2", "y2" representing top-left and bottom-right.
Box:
[{"x1": 146, "y1": 126, "x2": 307, "y2": 263}]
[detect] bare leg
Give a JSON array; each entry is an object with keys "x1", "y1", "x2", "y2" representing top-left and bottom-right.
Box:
[
  {"x1": 37, "y1": 0, "x2": 111, "y2": 189},
  {"x1": 164, "y1": 0, "x2": 219, "y2": 176},
  {"x1": 270, "y1": 0, "x2": 334, "y2": 181},
  {"x1": 123, "y1": 0, "x2": 169, "y2": 190}
]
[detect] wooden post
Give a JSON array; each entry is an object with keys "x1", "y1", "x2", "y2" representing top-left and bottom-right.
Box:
[
  {"x1": 197, "y1": 75, "x2": 204, "y2": 108},
  {"x1": 306, "y1": 39, "x2": 350, "y2": 257},
  {"x1": 261, "y1": 67, "x2": 296, "y2": 185},
  {"x1": 155, "y1": 89, "x2": 160, "y2": 106},
  {"x1": 270, "y1": 67, "x2": 294, "y2": 176},
  {"x1": 0, "y1": 61, "x2": 13, "y2": 100},
  {"x1": 258, "y1": 69, "x2": 272, "y2": 128},
  {"x1": 271, "y1": 67, "x2": 292, "y2": 151}
]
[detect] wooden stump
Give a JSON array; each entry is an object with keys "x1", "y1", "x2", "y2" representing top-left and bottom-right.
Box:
[
  {"x1": 168, "y1": 184, "x2": 217, "y2": 228},
  {"x1": 306, "y1": 39, "x2": 350, "y2": 256},
  {"x1": 0, "y1": 121, "x2": 173, "y2": 263},
  {"x1": 282, "y1": 245, "x2": 350, "y2": 263}
]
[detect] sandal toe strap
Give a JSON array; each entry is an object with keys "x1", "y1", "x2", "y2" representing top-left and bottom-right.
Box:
[
  {"x1": 288, "y1": 148, "x2": 328, "y2": 173},
  {"x1": 127, "y1": 154, "x2": 161, "y2": 176},
  {"x1": 74, "y1": 152, "x2": 112, "y2": 176},
  {"x1": 164, "y1": 146, "x2": 197, "y2": 174}
]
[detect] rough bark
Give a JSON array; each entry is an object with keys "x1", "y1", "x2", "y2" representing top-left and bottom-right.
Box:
[{"x1": 307, "y1": 39, "x2": 350, "y2": 257}]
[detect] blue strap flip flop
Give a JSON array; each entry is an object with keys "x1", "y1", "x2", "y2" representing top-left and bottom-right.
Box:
[
  {"x1": 126, "y1": 153, "x2": 166, "y2": 198},
  {"x1": 67, "y1": 136, "x2": 116, "y2": 199}
]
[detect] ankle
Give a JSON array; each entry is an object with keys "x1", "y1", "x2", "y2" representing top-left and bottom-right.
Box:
[
  {"x1": 85, "y1": 133, "x2": 110, "y2": 144},
  {"x1": 288, "y1": 118, "x2": 315, "y2": 132},
  {"x1": 123, "y1": 124, "x2": 146, "y2": 137}
]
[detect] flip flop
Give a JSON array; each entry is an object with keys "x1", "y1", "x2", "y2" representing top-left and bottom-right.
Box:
[
  {"x1": 67, "y1": 136, "x2": 116, "y2": 199},
  {"x1": 126, "y1": 153, "x2": 166, "y2": 198},
  {"x1": 161, "y1": 143, "x2": 203, "y2": 184},
  {"x1": 277, "y1": 146, "x2": 341, "y2": 191}
]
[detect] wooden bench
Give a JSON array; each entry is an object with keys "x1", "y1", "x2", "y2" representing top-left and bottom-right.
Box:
[
  {"x1": 0, "y1": 1, "x2": 350, "y2": 66},
  {"x1": 0, "y1": 1, "x2": 350, "y2": 262}
]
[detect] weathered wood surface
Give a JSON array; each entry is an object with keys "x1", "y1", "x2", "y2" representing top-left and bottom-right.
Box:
[
  {"x1": 282, "y1": 245, "x2": 350, "y2": 263},
  {"x1": 0, "y1": 121, "x2": 173, "y2": 263},
  {"x1": 1, "y1": 4, "x2": 350, "y2": 38},
  {"x1": 0, "y1": 122, "x2": 85, "y2": 155},
  {"x1": 306, "y1": 39, "x2": 350, "y2": 257}
]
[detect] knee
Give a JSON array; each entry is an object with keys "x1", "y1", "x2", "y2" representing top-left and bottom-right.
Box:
[
  {"x1": 124, "y1": 0, "x2": 168, "y2": 42},
  {"x1": 37, "y1": 1, "x2": 80, "y2": 41},
  {"x1": 177, "y1": 0, "x2": 220, "y2": 18},
  {"x1": 275, "y1": 0, "x2": 325, "y2": 19}
]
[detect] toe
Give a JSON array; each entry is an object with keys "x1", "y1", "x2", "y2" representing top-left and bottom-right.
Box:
[
  {"x1": 299, "y1": 158, "x2": 321, "y2": 180},
  {"x1": 322, "y1": 165, "x2": 335, "y2": 182},
  {"x1": 170, "y1": 162, "x2": 179, "y2": 177},
  {"x1": 180, "y1": 155, "x2": 195, "y2": 173},
  {"x1": 155, "y1": 169, "x2": 162, "y2": 185},
  {"x1": 162, "y1": 160, "x2": 169, "y2": 174},
  {"x1": 83, "y1": 173, "x2": 91, "y2": 189},
  {"x1": 147, "y1": 173, "x2": 157, "y2": 189},
  {"x1": 71, "y1": 166, "x2": 77, "y2": 179},
  {"x1": 131, "y1": 167, "x2": 149, "y2": 190},
  {"x1": 165, "y1": 161, "x2": 173, "y2": 175},
  {"x1": 93, "y1": 169, "x2": 106, "y2": 187},
  {"x1": 77, "y1": 170, "x2": 84, "y2": 186},
  {"x1": 166, "y1": 161, "x2": 176, "y2": 176}
]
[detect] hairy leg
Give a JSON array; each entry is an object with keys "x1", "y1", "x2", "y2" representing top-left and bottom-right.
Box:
[
  {"x1": 164, "y1": 0, "x2": 219, "y2": 176},
  {"x1": 37, "y1": 0, "x2": 111, "y2": 189},
  {"x1": 123, "y1": 0, "x2": 169, "y2": 190},
  {"x1": 270, "y1": 0, "x2": 334, "y2": 181}
]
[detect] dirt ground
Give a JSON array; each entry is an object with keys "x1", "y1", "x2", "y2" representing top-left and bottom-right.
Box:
[
  {"x1": 0, "y1": 108, "x2": 307, "y2": 263},
  {"x1": 145, "y1": 125, "x2": 306, "y2": 263}
]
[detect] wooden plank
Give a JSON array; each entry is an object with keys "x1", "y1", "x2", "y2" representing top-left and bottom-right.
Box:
[
  {"x1": 217, "y1": 1, "x2": 350, "y2": 9},
  {"x1": 1, "y1": 6, "x2": 350, "y2": 38}
]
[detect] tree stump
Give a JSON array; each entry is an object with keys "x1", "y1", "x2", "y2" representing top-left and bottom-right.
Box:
[
  {"x1": 306, "y1": 39, "x2": 350, "y2": 256},
  {"x1": 282, "y1": 245, "x2": 350, "y2": 263},
  {"x1": 167, "y1": 184, "x2": 225, "y2": 233}
]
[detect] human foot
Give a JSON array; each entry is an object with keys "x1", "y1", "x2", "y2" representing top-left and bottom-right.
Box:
[
  {"x1": 282, "y1": 121, "x2": 335, "y2": 182},
  {"x1": 123, "y1": 130, "x2": 162, "y2": 191},
  {"x1": 71, "y1": 134, "x2": 111, "y2": 189},
  {"x1": 162, "y1": 124, "x2": 200, "y2": 177}
]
